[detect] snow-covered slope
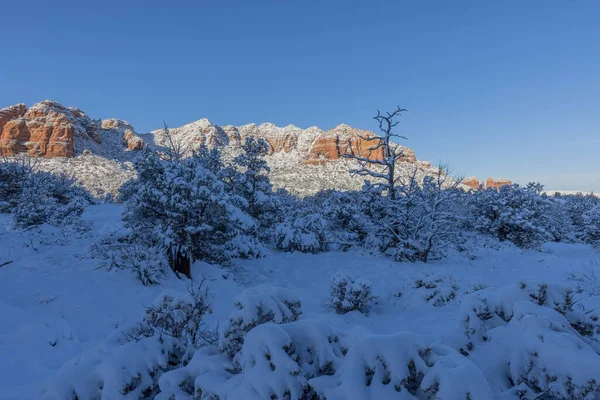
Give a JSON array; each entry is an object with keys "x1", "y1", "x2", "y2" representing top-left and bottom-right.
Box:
[{"x1": 2, "y1": 205, "x2": 600, "y2": 399}]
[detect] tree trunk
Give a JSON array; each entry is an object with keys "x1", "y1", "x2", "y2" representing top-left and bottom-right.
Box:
[{"x1": 169, "y1": 246, "x2": 191, "y2": 278}]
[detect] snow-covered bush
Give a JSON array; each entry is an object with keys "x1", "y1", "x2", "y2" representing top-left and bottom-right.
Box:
[
  {"x1": 228, "y1": 320, "x2": 348, "y2": 399},
  {"x1": 456, "y1": 282, "x2": 600, "y2": 398},
  {"x1": 128, "y1": 280, "x2": 216, "y2": 363},
  {"x1": 158, "y1": 320, "x2": 496, "y2": 400},
  {"x1": 92, "y1": 234, "x2": 170, "y2": 285},
  {"x1": 470, "y1": 183, "x2": 553, "y2": 249},
  {"x1": 157, "y1": 320, "x2": 348, "y2": 399},
  {"x1": 398, "y1": 273, "x2": 461, "y2": 307},
  {"x1": 329, "y1": 272, "x2": 377, "y2": 314},
  {"x1": 566, "y1": 261, "x2": 600, "y2": 297},
  {"x1": 459, "y1": 281, "x2": 600, "y2": 351},
  {"x1": 11, "y1": 170, "x2": 91, "y2": 229},
  {"x1": 220, "y1": 284, "x2": 302, "y2": 359},
  {"x1": 316, "y1": 332, "x2": 493, "y2": 400},
  {"x1": 40, "y1": 283, "x2": 214, "y2": 400},
  {"x1": 351, "y1": 166, "x2": 466, "y2": 263},
  {"x1": 497, "y1": 302, "x2": 600, "y2": 399},
  {"x1": 40, "y1": 335, "x2": 178, "y2": 400},
  {"x1": 274, "y1": 212, "x2": 329, "y2": 253}
]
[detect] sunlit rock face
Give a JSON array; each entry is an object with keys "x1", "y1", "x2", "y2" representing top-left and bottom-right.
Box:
[
  {"x1": 463, "y1": 176, "x2": 512, "y2": 190},
  {"x1": 0, "y1": 101, "x2": 144, "y2": 158}
]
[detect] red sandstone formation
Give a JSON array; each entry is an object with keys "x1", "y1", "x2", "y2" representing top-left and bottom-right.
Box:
[
  {"x1": 307, "y1": 124, "x2": 416, "y2": 166},
  {"x1": 0, "y1": 101, "x2": 143, "y2": 157},
  {"x1": 464, "y1": 177, "x2": 512, "y2": 190},
  {"x1": 463, "y1": 177, "x2": 481, "y2": 190}
]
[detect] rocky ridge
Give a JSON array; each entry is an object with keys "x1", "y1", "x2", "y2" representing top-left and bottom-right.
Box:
[{"x1": 0, "y1": 100, "x2": 509, "y2": 197}]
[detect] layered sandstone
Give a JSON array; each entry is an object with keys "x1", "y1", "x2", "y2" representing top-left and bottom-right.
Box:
[{"x1": 0, "y1": 101, "x2": 144, "y2": 157}]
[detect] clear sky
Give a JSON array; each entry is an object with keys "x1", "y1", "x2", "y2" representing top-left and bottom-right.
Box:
[{"x1": 1, "y1": 1, "x2": 599, "y2": 191}]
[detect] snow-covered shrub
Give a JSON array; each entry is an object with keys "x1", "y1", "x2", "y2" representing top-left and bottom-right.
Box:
[
  {"x1": 92, "y1": 234, "x2": 169, "y2": 285},
  {"x1": 11, "y1": 170, "x2": 91, "y2": 229},
  {"x1": 497, "y1": 302, "x2": 600, "y2": 399},
  {"x1": 398, "y1": 273, "x2": 460, "y2": 307},
  {"x1": 40, "y1": 335, "x2": 178, "y2": 400},
  {"x1": 329, "y1": 272, "x2": 377, "y2": 314},
  {"x1": 315, "y1": 332, "x2": 493, "y2": 400},
  {"x1": 275, "y1": 212, "x2": 329, "y2": 253},
  {"x1": 220, "y1": 284, "x2": 302, "y2": 359},
  {"x1": 227, "y1": 320, "x2": 348, "y2": 399},
  {"x1": 128, "y1": 281, "x2": 216, "y2": 363},
  {"x1": 459, "y1": 281, "x2": 600, "y2": 351},
  {"x1": 353, "y1": 167, "x2": 466, "y2": 263},
  {"x1": 566, "y1": 261, "x2": 600, "y2": 297},
  {"x1": 156, "y1": 320, "x2": 347, "y2": 399},
  {"x1": 470, "y1": 183, "x2": 553, "y2": 249}
]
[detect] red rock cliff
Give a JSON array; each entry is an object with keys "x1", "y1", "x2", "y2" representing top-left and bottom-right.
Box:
[{"x1": 0, "y1": 101, "x2": 144, "y2": 157}]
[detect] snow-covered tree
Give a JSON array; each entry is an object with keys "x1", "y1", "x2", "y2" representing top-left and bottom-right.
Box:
[
  {"x1": 274, "y1": 211, "x2": 329, "y2": 253},
  {"x1": 564, "y1": 192, "x2": 600, "y2": 241},
  {"x1": 12, "y1": 170, "x2": 91, "y2": 229},
  {"x1": 231, "y1": 137, "x2": 275, "y2": 220},
  {"x1": 470, "y1": 182, "x2": 553, "y2": 248},
  {"x1": 582, "y1": 204, "x2": 600, "y2": 248},
  {"x1": 309, "y1": 189, "x2": 373, "y2": 251},
  {"x1": 407, "y1": 166, "x2": 465, "y2": 262},
  {"x1": 0, "y1": 155, "x2": 36, "y2": 212},
  {"x1": 124, "y1": 148, "x2": 259, "y2": 274}
]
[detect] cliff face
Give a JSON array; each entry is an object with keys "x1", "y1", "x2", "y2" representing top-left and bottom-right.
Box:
[{"x1": 0, "y1": 101, "x2": 144, "y2": 158}]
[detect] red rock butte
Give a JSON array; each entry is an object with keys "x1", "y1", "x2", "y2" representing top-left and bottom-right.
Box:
[
  {"x1": 463, "y1": 176, "x2": 512, "y2": 190},
  {"x1": 0, "y1": 100, "x2": 144, "y2": 158}
]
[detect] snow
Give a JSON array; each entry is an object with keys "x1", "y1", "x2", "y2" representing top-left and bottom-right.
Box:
[{"x1": 2, "y1": 204, "x2": 600, "y2": 399}]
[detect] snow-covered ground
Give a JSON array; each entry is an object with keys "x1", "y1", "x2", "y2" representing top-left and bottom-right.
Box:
[{"x1": 1, "y1": 204, "x2": 600, "y2": 399}]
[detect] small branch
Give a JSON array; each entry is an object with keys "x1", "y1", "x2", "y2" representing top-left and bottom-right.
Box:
[{"x1": 0, "y1": 260, "x2": 14, "y2": 268}]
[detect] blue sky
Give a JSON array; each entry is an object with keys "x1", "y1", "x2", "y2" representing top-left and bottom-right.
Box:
[{"x1": 1, "y1": 1, "x2": 599, "y2": 191}]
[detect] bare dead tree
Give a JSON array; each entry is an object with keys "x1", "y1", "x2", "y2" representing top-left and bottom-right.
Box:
[
  {"x1": 159, "y1": 122, "x2": 189, "y2": 162},
  {"x1": 344, "y1": 106, "x2": 407, "y2": 199}
]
